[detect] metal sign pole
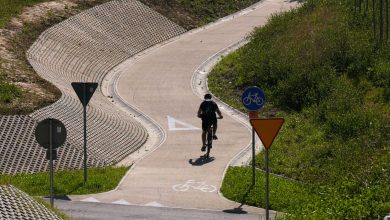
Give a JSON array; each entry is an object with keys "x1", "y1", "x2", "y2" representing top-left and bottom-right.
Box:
[
  {"x1": 252, "y1": 127, "x2": 255, "y2": 186},
  {"x1": 49, "y1": 119, "x2": 54, "y2": 207},
  {"x1": 83, "y1": 84, "x2": 87, "y2": 184},
  {"x1": 380, "y1": 0, "x2": 384, "y2": 41},
  {"x1": 250, "y1": 118, "x2": 284, "y2": 220},
  {"x1": 374, "y1": 0, "x2": 377, "y2": 39},
  {"x1": 265, "y1": 148, "x2": 269, "y2": 220},
  {"x1": 71, "y1": 82, "x2": 97, "y2": 184},
  {"x1": 355, "y1": 0, "x2": 357, "y2": 16},
  {"x1": 386, "y1": 0, "x2": 389, "y2": 41}
]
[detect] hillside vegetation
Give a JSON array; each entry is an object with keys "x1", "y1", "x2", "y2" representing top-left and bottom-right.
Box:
[
  {"x1": 0, "y1": 0, "x2": 259, "y2": 114},
  {"x1": 139, "y1": 0, "x2": 259, "y2": 29},
  {"x1": 210, "y1": 0, "x2": 389, "y2": 219},
  {"x1": 0, "y1": 0, "x2": 113, "y2": 114},
  {"x1": 0, "y1": 0, "x2": 50, "y2": 28}
]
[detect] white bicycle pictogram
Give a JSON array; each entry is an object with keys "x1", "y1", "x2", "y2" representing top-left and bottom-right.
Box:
[
  {"x1": 172, "y1": 180, "x2": 217, "y2": 193},
  {"x1": 243, "y1": 92, "x2": 264, "y2": 106}
]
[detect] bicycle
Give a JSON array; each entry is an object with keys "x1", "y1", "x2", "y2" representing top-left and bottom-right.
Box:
[{"x1": 203, "y1": 116, "x2": 222, "y2": 159}]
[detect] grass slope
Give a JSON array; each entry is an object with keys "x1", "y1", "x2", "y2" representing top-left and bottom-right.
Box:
[
  {"x1": 210, "y1": 0, "x2": 389, "y2": 219},
  {"x1": 139, "y1": 0, "x2": 259, "y2": 30},
  {"x1": 0, "y1": 166, "x2": 127, "y2": 219},
  {"x1": 0, "y1": 0, "x2": 52, "y2": 28},
  {"x1": 0, "y1": 166, "x2": 128, "y2": 196}
]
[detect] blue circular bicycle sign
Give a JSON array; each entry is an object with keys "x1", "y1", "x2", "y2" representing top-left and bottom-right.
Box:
[{"x1": 241, "y1": 86, "x2": 266, "y2": 111}]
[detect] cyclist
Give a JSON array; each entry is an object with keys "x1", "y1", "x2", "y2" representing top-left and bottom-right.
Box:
[{"x1": 197, "y1": 93, "x2": 223, "y2": 152}]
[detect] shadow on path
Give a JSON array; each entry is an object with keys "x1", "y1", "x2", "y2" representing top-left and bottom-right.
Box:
[
  {"x1": 44, "y1": 195, "x2": 71, "y2": 201},
  {"x1": 222, "y1": 182, "x2": 255, "y2": 214},
  {"x1": 189, "y1": 156, "x2": 215, "y2": 166},
  {"x1": 222, "y1": 205, "x2": 248, "y2": 214}
]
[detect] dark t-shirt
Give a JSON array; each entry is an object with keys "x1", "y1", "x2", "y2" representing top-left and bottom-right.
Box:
[{"x1": 199, "y1": 100, "x2": 218, "y2": 120}]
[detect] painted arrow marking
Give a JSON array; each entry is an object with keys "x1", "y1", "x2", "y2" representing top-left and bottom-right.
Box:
[{"x1": 167, "y1": 116, "x2": 200, "y2": 131}]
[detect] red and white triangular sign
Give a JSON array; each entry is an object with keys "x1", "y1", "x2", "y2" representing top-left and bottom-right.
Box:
[
  {"x1": 167, "y1": 116, "x2": 200, "y2": 131},
  {"x1": 250, "y1": 118, "x2": 284, "y2": 149}
]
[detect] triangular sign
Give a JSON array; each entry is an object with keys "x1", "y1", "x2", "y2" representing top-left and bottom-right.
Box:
[
  {"x1": 250, "y1": 118, "x2": 284, "y2": 149},
  {"x1": 71, "y1": 82, "x2": 98, "y2": 107}
]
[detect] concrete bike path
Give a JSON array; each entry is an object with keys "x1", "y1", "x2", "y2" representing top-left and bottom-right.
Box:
[{"x1": 71, "y1": 0, "x2": 297, "y2": 215}]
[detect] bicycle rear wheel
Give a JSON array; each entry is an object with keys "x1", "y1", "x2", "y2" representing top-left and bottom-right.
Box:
[{"x1": 206, "y1": 126, "x2": 213, "y2": 158}]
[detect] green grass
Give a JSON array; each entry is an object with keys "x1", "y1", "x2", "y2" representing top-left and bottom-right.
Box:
[
  {"x1": 0, "y1": 166, "x2": 127, "y2": 219},
  {"x1": 221, "y1": 166, "x2": 311, "y2": 212},
  {"x1": 0, "y1": 166, "x2": 128, "y2": 196},
  {"x1": 0, "y1": 0, "x2": 51, "y2": 28},
  {"x1": 34, "y1": 197, "x2": 71, "y2": 220},
  {"x1": 0, "y1": 80, "x2": 21, "y2": 103},
  {"x1": 212, "y1": 0, "x2": 390, "y2": 219},
  {"x1": 223, "y1": 165, "x2": 390, "y2": 219}
]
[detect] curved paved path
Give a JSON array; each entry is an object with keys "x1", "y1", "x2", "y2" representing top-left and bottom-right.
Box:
[{"x1": 72, "y1": 0, "x2": 297, "y2": 216}]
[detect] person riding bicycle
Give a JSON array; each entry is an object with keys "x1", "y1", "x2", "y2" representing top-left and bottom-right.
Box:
[{"x1": 197, "y1": 93, "x2": 223, "y2": 152}]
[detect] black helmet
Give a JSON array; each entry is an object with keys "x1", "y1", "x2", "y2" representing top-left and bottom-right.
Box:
[{"x1": 204, "y1": 93, "x2": 212, "y2": 100}]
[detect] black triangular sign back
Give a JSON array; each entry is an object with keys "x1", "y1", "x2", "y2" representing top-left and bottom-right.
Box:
[{"x1": 71, "y1": 82, "x2": 98, "y2": 107}]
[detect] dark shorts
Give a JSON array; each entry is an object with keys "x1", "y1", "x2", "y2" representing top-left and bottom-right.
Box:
[{"x1": 202, "y1": 118, "x2": 217, "y2": 131}]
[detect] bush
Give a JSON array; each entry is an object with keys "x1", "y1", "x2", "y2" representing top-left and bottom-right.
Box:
[
  {"x1": 314, "y1": 76, "x2": 366, "y2": 139},
  {"x1": 371, "y1": 60, "x2": 390, "y2": 88},
  {"x1": 274, "y1": 67, "x2": 336, "y2": 111}
]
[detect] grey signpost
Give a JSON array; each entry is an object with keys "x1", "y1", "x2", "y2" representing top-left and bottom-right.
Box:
[
  {"x1": 241, "y1": 86, "x2": 266, "y2": 186},
  {"x1": 250, "y1": 118, "x2": 284, "y2": 220},
  {"x1": 71, "y1": 82, "x2": 98, "y2": 184},
  {"x1": 35, "y1": 118, "x2": 67, "y2": 207}
]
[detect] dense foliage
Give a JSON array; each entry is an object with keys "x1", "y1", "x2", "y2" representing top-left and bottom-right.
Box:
[{"x1": 211, "y1": 0, "x2": 390, "y2": 219}]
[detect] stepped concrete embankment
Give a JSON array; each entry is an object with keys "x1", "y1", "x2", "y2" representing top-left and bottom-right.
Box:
[{"x1": 1, "y1": 0, "x2": 186, "y2": 174}]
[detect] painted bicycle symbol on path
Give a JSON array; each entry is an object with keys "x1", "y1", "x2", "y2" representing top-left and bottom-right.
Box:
[{"x1": 172, "y1": 180, "x2": 217, "y2": 193}]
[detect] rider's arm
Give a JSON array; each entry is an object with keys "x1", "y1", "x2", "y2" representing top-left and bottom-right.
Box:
[
  {"x1": 197, "y1": 107, "x2": 202, "y2": 118},
  {"x1": 216, "y1": 106, "x2": 223, "y2": 119}
]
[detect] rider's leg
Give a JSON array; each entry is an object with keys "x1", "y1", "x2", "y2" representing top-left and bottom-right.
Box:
[
  {"x1": 202, "y1": 130, "x2": 206, "y2": 146},
  {"x1": 201, "y1": 120, "x2": 207, "y2": 151},
  {"x1": 212, "y1": 120, "x2": 218, "y2": 140}
]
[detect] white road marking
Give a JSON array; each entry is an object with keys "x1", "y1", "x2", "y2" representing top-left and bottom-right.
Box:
[
  {"x1": 172, "y1": 180, "x2": 217, "y2": 193},
  {"x1": 112, "y1": 199, "x2": 130, "y2": 205},
  {"x1": 167, "y1": 116, "x2": 200, "y2": 131},
  {"x1": 144, "y1": 201, "x2": 164, "y2": 207},
  {"x1": 80, "y1": 197, "x2": 100, "y2": 203}
]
